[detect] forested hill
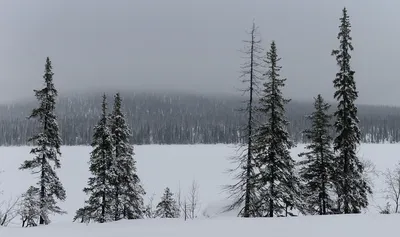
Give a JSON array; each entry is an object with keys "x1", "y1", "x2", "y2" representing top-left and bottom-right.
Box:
[{"x1": 0, "y1": 92, "x2": 399, "y2": 146}]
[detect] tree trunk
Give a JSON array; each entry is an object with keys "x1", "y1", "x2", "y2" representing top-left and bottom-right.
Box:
[
  {"x1": 101, "y1": 144, "x2": 106, "y2": 223},
  {"x1": 114, "y1": 186, "x2": 119, "y2": 221},
  {"x1": 269, "y1": 163, "x2": 274, "y2": 218},
  {"x1": 1, "y1": 214, "x2": 7, "y2": 226},
  {"x1": 243, "y1": 25, "x2": 255, "y2": 218},
  {"x1": 320, "y1": 143, "x2": 326, "y2": 215},
  {"x1": 343, "y1": 151, "x2": 350, "y2": 214},
  {"x1": 40, "y1": 153, "x2": 46, "y2": 225}
]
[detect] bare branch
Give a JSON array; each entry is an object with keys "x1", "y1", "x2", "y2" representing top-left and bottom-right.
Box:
[
  {"x1": 383, "y1": 162, "x2": 400, "y2": 213},
  {"x1": 187, "y1": 180, "x2": 200, "y2": 219},
  {"x1": 0, "y1": 196, "x2": 21, "y2": 227},
  {"x1": 144, "y1": 193, "x2": 156, "y2": 219}
]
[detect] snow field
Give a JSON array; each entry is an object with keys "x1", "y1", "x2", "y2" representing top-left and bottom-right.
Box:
[
  {"x1": 1, "y1": 213, "x2": 400, "y2": 237},
  {"x1": 0, "y1": 144, "x2": 239, "y2": 223},
  {"x1": 1, "y1": 144, "x2": 400, "y2": 236}
]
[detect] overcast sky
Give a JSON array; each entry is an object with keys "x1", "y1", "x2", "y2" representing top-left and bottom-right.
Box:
[{"x1": 0, "y1": 0, "x2": 399, "y2": 105}]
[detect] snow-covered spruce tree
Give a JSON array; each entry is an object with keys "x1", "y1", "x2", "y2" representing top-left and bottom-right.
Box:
[
  {"x1": 20, "y1": 186, "x2": 40, "y2": 227},
  {"x1": 331, "y1": 7, "x2": 371, "y2": 214},
  {"x1": 225, "y1": 21, "x2": 264, "y2": 217},
  {"x1": 19, "y1": 57, "x2": 66, "y2": 225},
  {"x1": 75, "y1": 94, "x2": 114, "y2": 223},
  {"x1": 109, "y1": 93, "x2": 145, "y2": 220},
  {"x1": 298, "y1": 94, "x2": 336, "y2": 215},
  {"x1": 155, "y1": 187, "x2": 180, "y2": 218},
  {"x1": 253, "y1": 41, "x2": 301, "y2": 217}
]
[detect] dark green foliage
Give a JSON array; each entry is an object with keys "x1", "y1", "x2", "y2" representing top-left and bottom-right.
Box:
[
  {"x1": 109, "y1": 93, "x2": 145, "y2": 220},
  {"x1": 331, "y1": 7, "x2": 372, "y2": 214},
  {"x1": 155, "y1": 187, "x2": 180, "y2": 218},
  {"x1": 76, "y1": 95, "x2": 114, "y2": 223},
  {"x1": 19, "y1": 57, "x2": 66, "y2": 225},
  {"x1": 253, "y1": 41, "x2": 301, "y2": 217},
  {"x1": 298, "y1": 95, "x2": 336, "y2": 215}
]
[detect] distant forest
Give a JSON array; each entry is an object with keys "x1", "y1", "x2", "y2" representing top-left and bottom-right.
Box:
[{"x1": 0, "y1": 91, "x2": 399, "y2": 146}]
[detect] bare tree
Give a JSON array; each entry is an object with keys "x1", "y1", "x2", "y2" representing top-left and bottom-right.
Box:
[
  {"x1": 361, "y1": 157, "x2": 379, "y2": 203},
  {"x1": 183, "y1": 199, "x2": 188, "y2": 221},
  {"x1": 0, "y1": 171, "x2": 21, "y2": 227},
  {"x1": 225, "y1": 21, "x2": 264, "y2": 218},
  {"x1": 188, "y1": 180, "x2": 200, "y2": 219},
  {"x1": 175, "y1": 182, "x2": 190, "y2": 220},
  {"x1": 144, "y1": 193, "x2": 156, "y2": 219},
  {"x1": 0, "y1": 196, "x2": 21, "y2": 227},
  {"x1": 361, "y1": 158, "x2": 379, "y2": 187},
  {"x1": 175, "y1": 183, "x2": 182, "y2": 216},
  {"x1": 383, "y1": 162, "x2": 400, "y2": 213}
]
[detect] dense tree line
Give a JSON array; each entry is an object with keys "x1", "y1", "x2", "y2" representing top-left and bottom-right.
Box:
[
  {"x1": 0, "y1": 93, "x2": 243, "y2": 145},
  {"x1": 0, "y1": 93, "x2": 400, "y2": 146},
  {"x1": 228, "y1": 7, "x2": 371, "y2": 217}
]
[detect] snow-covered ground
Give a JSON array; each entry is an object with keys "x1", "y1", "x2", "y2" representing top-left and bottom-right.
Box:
[
  {"x1": 1, "y1": 144, "x2": 400, "y2": 236},
  {"x1": 2, "y1": 214, "x2": 400, "y2": 237}
]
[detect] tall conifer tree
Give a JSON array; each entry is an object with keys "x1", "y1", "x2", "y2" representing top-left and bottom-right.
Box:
[
  {"x1": 76, "y1": 95, "x2": 114, "y2": 223},
  {"x1": 298, "y1": 94, "x2": 335, "y2": 215},
  {"x1": 109, "y1": 93, "x2": 145, "y2": 220},
  {"x1": 254, "y1": 41, "x2": 301, "y2": 217},
  {"x1": 226, "y1": 22, "x2": 264, "y2": 217},
  {"x1": 331, "y1": 7, "x2": 371, "y2": 213},
  {"x1": 20, "y1": 57, "x2": 65, "y2": 225}
]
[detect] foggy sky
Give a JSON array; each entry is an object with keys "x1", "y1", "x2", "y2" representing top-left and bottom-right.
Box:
[{"x1": 0, "y1": 0, "x2": 399, "y2": 105}]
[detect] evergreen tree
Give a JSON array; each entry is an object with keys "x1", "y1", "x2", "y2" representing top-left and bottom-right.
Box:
[
  {"x1": 19, "y1": 57, "x2": 65, "y2": 225},
  {"x1": 20, "y1": 186, "x2": 40, "y2": 227},
  {"x1": 75, "y1": 94, "x2": 114, "y2": 223},
  {"x1": 226, "y1": 21, "x2": 264, "y2": 217},
  {"x1": 155, "y1": 187, "x2": 180, "y2": 218},
  {"x1": 253, "y1": 41, "x2": 301, "y2": 217},
  {"x1": 109, "y1": 93, "x2": 145, "y2": 220},
  {"x1": 298, "y1": 95, "x2": 336, "y2": 215},
  {"x1": 331, "y1": 7, "x2": 372, "y2": 214}
]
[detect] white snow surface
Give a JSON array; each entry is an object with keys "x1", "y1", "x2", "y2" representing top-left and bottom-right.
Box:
[
  {"x1": 2, "y1": 214, "x2": 400, "y2": 237},
  {"x1": 1, "y1": 144, "x2": 400, "y2": 236}
]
